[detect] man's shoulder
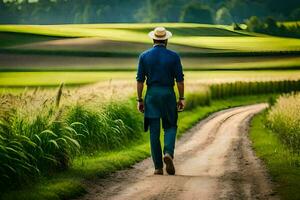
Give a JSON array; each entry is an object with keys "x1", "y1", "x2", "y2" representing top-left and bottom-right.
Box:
[
  {"x1": 139, "y1": 48, "x2": 154, "y2": 58},
  {"x1": 166, "y1": 48, "x2": 180, "y2": 58},
  {"x1": 139, "y1": 47, "x2": 180, "y2": 59}
]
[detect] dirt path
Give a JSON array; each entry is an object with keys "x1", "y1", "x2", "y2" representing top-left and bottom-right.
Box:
[{"x1": 75, "y1": 104, "x2": 279, "y2": 200}]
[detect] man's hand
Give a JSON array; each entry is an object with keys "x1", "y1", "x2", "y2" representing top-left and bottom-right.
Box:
[
  {"x1": 177, "y1": 99, "x2": 185, "y2": 112},
  {"x1": 137, "y1": 101, "x2": 144, "y2": 113}
]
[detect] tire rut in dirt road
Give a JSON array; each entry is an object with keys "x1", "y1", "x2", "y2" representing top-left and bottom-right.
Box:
[{"x1": 75, "y1": 104, "x2": 279, "y2": 200}]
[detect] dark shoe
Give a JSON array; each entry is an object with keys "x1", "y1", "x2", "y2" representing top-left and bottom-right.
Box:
[
  {"x1": 164, "y1": 154, "x2": 175, "y2": 175},
  {"x1": 154, "y1": 168, "x2": 163, "y2": 175}
]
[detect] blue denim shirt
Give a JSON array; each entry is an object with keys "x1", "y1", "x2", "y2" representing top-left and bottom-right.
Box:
[{"x1": 136, "y1": 45, "x2": 184, "y2": 86}]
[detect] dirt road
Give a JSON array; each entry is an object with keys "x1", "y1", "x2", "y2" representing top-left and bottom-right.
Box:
[{"x1": 77, "y1": 104, "x2": 279, "y2": 200}]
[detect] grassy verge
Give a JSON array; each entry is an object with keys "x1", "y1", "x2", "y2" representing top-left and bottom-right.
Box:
[
  {"x1": 249, "y1": 112, "x2": 300, "y2": 200},
  {"x1": 1, "y1": 94, "x2": 275, "y2": 200}
]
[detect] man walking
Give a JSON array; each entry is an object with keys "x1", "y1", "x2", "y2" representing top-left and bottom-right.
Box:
[{"x1": 136, "y1": 27, "x2": 185, "y2": 175}]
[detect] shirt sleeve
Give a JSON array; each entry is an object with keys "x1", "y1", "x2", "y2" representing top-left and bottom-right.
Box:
[
  {"x1": 136, "y1": 54, "x2": 146, "y2": 82},
  {"x1": 175, "y1": 54, "x2": 184, "y2": 82}
]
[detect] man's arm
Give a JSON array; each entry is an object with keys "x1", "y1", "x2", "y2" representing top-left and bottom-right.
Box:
[
  {"x1": 136, "y1": 53, "x2": 145, "y2": 113},
  {"x1": 177, "y1": 81, "x2": 184, "y2": 99},
  {"x1": 137, "y1": 81, "x2": 144, "y2": 113},
  {"x1": 177, "y1": 81, "x2": 185, "y2": 111},
  {"x1": 174, "y1": 53, "x2": 185, "y2": 111},
  {"x1": 137, "y1": 81, "x2": 144, "y2": 100}
]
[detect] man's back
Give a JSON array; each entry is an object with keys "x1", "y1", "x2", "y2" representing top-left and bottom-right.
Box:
[{"x1": 137, "y1": 45, "x2": 184, "y2": 87}]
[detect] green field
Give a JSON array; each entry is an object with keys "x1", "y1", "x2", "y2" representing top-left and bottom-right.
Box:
[
  {"x1": 1, "y1": 0, "x2": 300, "y2": 197},
  {"x1": 0, "y1": 72, "x2": 133, "y2": 87},
  {"x1": 1, "y1": 23, "x2": 300, "y2": 73},
  {"x1": 1, "y1": 71, "x2": 300, "y2": 88},
  {"x1": 0, "y1": 23, "x2": 252, "y2": 53},
  {"x1": 1, "y1": 55, "x2": 300, "y2": 71},
  {"x1": 1, "y1": 23, "x2": 300, "y2": 54}
]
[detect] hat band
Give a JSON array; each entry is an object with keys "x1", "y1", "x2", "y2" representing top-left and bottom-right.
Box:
[{"x1": 154, "y1": 32, "x2": 166, "y2": 38}]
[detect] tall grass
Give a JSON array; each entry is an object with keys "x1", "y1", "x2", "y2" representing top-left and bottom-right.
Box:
[
  {"x1": 250, "y1": 111, "x2": 300, "y2": 200},
  {"x1": 210, "y1": 80, "x2": 300, "y2": 99},
  {"x1": 66, "y1": 100, "x2": 143, "y2": 153},
  {"x1": 185, "y1": 86, "x2": 211, "y2": 110},
  {"x1": 0, "y1": 85, "x2": 143, "y2": 190},
  {"x1": 0, "y1": 93, "x2": 80, "y2": 190},
  {"x1": 267, "y1": 93, "x2": 300, "y2": 156},
  {"x1": 186, "y1": 79, "x2": 300, "y2": 108},
  {"x1": 1, "y1": 79, "x2": 300, "y2": 191}
]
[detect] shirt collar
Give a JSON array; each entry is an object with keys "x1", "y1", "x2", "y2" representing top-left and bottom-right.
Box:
[{"x1": 153, "y1": 44, "x2": 166, "y2": 48}]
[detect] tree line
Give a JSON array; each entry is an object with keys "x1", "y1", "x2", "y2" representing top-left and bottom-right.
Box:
[
  {"x1": 246, "y1": 16, "x2": 300, "y2": 38},
  {"x1": 0, "y1": 0, "x2": 300, "y2": 24}
]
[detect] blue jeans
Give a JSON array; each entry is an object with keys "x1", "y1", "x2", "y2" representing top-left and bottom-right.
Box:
[{"x1": 149, "y1": 118, "x2": 177, "y2": 169}]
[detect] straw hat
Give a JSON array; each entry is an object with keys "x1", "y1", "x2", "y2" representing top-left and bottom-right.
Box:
[{"x1": 148, "y1": 27, "x2": 172, "y2": 40}]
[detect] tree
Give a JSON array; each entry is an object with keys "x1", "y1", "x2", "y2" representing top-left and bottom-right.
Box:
[
  {"x1": 74, "y1": 0, "x2": 92, "y2": 24},
  {"x1": 291, "y1": 8, "x2": 300, "y2": 21},
  {"x1": 135, "y1": 0, "x2": 185, "y2": 22},
  {"x1": 0, "y1": 0, "x2": 299, "y2": 24},
  {"x1": 264, "y1": 0, "x2": 300, "y2": 18},
  {"x1": 215, "y1": 7, "x2": 232, "y2": 25},
  {"x1": 180, "y1": 2, "x2": 214, "y2": 24},
  {"x1": 245, "y1": 16, "x2": 264, "y2": 32},
  {"x1": 265, "y1": 17, "x2": 277, "y2": 32},
  {"x1": 227, "y1": 0, "x2": 248, "y2": 22}
]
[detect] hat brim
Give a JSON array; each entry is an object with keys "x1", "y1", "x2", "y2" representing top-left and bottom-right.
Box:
[{"x1": 148, "y1": 30, "x2": 172, "y2": 40}]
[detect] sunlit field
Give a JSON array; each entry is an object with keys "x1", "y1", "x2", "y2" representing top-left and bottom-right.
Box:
[
  {"x1": 1, "y1": 23, "x2": 300, "y2": 53},
  {"x1": 1, "y1": 71, "x2": 300, "y2": 88},
  {"x1": 2, "y1": 0, "x2": 300, "y2": 198}
]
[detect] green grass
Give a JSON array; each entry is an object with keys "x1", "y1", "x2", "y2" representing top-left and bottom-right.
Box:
[
  {"x1": 1, "y1": 94, "x2": 276, "y2": 200},
  {"x1": 1, "y1": 71, "x2": 300, "y2": 88},
  {"x1": 0, "y1": 32, "x2": 61, "y2": 48},
  {"x1": 249, "y1": 112, "x2": 300, "y2": 200},
  {"x1": 183, "y1": 56, "x2": 300, "y2": 70},
  {"x1": 0, "y1": 71, "x2": 134, "y2": 87},
  {"x1": 184, "y1": 70, "x2": 300, "y2": 82}
]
